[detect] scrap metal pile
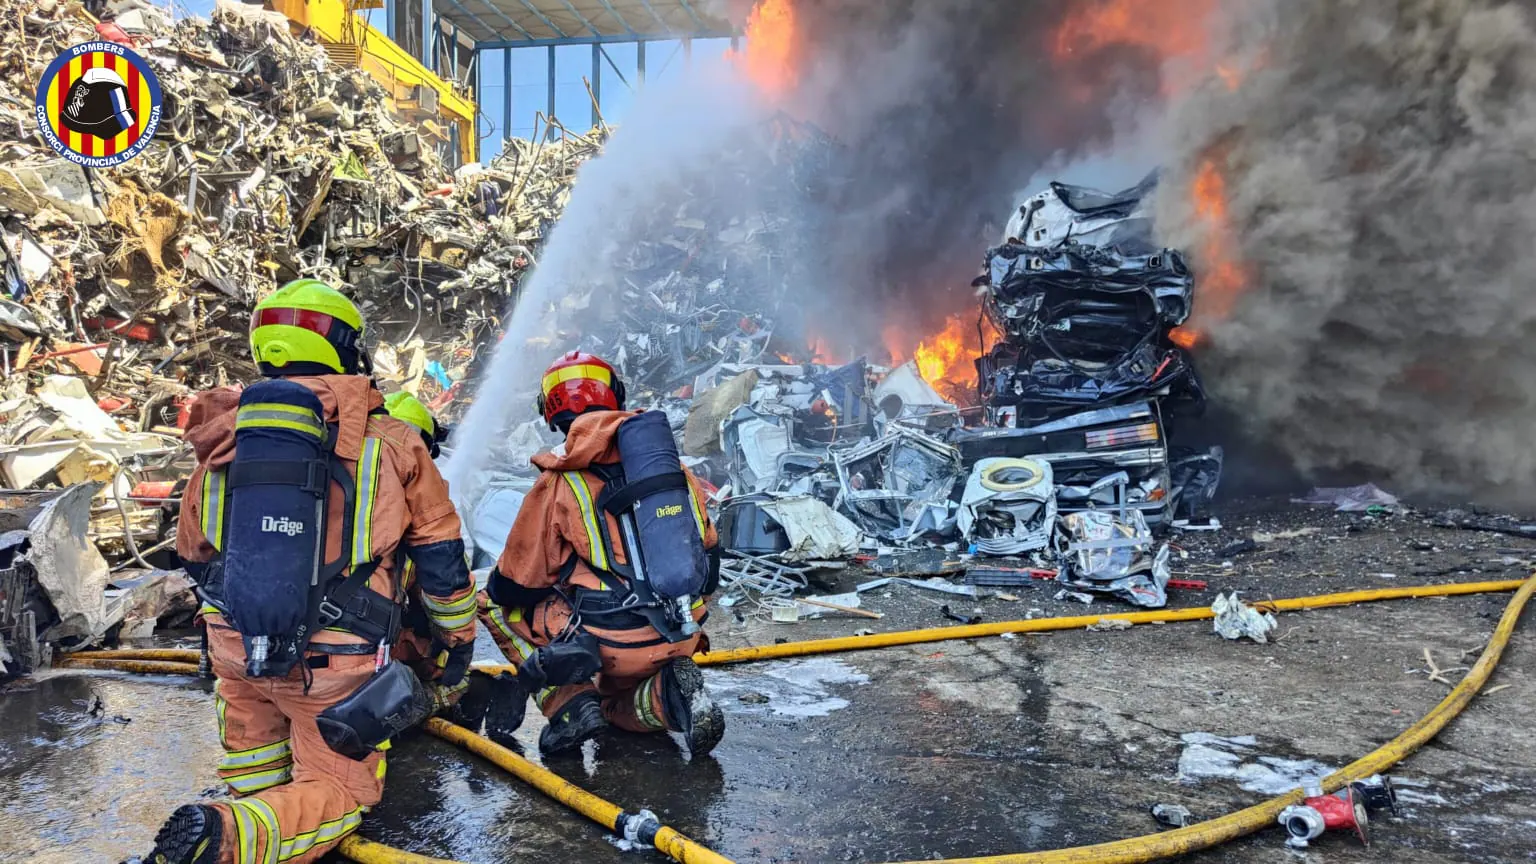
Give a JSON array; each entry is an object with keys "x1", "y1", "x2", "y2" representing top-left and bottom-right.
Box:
[
  {"x1": 0, "y1": 0, "x2": 597, "y2": 667},
  {"x1": 683, "y1": 176, "x2": 1226, "y2": 610},
  {"x1": 2, "y1": 1, "x2": 598, "y2": 421}
]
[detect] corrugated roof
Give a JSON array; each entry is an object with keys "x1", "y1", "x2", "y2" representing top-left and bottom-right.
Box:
[{"x1": 436, "y1": 0, "x2": 735, "y2": 46}]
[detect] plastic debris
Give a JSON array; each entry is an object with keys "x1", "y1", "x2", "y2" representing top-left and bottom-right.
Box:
[
  {"x1": 1293, "y1": 484, "x2": 1399, "y2": 513},
  {"x1": 1211, "y1": 593, "x2": 1279, "y2": 643},
  {"x1": 1055, "y1": 509, "x2": 1172, "y2": 608}
]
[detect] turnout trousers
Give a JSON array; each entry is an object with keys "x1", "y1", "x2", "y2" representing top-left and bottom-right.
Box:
[
  {"x1": 475, "y1": 590, "x2": 705, "y2": 732},
  {"x1": 202, "y1": 622, "x2": 385, "y2": 864}
]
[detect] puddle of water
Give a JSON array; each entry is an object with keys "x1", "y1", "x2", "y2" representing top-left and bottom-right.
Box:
[
  {"x1": 1177, "y1": 732, "x2": 1335, "y2": 795},
  {"x1": 0, "y1": 673, "x2": 220, "y2": 863},
  {"x1": 705, "y1": 657, "x2": 869, "y2": 718}
]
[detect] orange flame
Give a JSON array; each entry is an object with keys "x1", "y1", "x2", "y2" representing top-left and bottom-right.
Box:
[
  {"x1": 885, "y1": 315, "x2": 986, "y2": 404},
  {"x1": 1051, "y1": 0, "x2": 1217, "y2": 61},
  {"x1": 734, "y1": 0, "x2": 800, "y2": 100},
  {"x1": 1168, "y1": 153, "x2": 1251, "y2": 348}
]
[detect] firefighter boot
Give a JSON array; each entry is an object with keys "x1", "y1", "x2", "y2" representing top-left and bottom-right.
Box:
[
  {"x1": 661, "y1": 658, "x2": 725, "y2": 757},
  {"x1": 539, "y1": 690, "x2": 607, "y2": 756},
  {"x1": 128, "y1": 804, "x2": 222, "y2": 864}
]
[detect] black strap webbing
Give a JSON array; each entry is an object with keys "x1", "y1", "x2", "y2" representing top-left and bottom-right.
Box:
[
  {"x1": 226, "y1": 459, "x2": 328, "y2": 494},
  {"x1": 599, "y1": 471, "x2": 688, "y2": 516}
]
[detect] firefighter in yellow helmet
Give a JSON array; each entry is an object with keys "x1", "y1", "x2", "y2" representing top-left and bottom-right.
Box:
[
  {"x1": 130, "y1": 280, "x2": 477, "y2": 864},
  {"x1": 381, "y1": 391, "x2": 480, "y2": 718},
  {"x1": 383, "y1": 391, "x2": 445, "y2": 457}
]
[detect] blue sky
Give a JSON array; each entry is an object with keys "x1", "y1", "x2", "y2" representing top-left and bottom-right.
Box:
[{"x1": 173, "y1": 0, "x2": 731, "y2": 155}]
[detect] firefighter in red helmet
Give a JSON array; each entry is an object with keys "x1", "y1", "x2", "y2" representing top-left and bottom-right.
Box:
[{"x1": 473, "y1": 351, "x2": 725, "y2": 757}]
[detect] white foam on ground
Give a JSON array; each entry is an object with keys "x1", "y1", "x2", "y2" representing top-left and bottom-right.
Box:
[
  {"x1": 1177, "y1": 732, "x2": 1335, "y2": 795},
  {"x1": 706, "y1": 657, "x2": 870, "y2": 719}
]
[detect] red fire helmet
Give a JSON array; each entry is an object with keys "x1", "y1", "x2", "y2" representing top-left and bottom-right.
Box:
[{"x1": 537, "y1": 350, "x2": 626, "y2": 429}]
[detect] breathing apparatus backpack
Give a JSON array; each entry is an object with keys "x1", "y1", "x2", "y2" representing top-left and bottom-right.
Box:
[
  {"x1": 578, "y1": 410, "x2": 711, "y2": 643},
  {"x1": 197, "y1": 379, "x2": 393, "y2": 678}
]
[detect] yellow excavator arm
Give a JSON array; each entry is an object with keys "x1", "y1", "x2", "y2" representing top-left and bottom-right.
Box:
[{"x1": 266, "y1": 0, "x2": 477, "y2": 165}]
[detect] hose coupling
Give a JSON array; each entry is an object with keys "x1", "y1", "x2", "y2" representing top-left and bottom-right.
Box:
[{"x1": 617, "y1": 808, "x2": 661, "y2": 847}]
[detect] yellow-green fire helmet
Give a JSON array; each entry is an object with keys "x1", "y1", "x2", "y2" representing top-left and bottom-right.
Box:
[{"x1": 250, "y1": 279, "x2": 366, "y2": 375}]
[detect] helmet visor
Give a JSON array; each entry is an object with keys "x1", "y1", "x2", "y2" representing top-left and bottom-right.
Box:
[{"x1": 253, "y1": 307, "x2": 360, "y2": 347}]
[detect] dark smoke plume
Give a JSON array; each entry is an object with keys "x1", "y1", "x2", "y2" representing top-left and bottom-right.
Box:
[
  {"x1": 1153, "y1": 0, "x2": 1536, "y2": 502},
  {"x1": 765, "y1": 0, "x2": 1170, "y2": 352}
]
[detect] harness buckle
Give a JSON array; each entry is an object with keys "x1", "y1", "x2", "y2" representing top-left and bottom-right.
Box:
[
  {"x1": 317, "y1": 599, "x2": 344, "y2": 626},
  {"x1": 303, "y1": 459, "x2": 328, "y2": 495}
]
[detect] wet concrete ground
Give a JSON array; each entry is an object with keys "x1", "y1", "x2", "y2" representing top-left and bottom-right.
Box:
[{"x1": 3, "y1": 497, "x2": 1535, "y2": 863}]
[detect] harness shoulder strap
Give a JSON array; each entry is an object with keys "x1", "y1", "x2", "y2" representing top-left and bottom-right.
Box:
[{"x1": 316, "y1": 440, "x2": 386, "y2": 627}]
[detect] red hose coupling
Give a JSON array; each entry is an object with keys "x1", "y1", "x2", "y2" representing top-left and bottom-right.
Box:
[{"x1": 1277, "y1": 784, "x2": 1368, "y2": 848}]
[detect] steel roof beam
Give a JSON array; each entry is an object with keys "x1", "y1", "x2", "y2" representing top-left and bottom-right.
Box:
[
  {"x1": 514, "y1": 0, "x2": 569, "y2": 38},
  {"x1": 554, "y1": 0, "x2": 603, "y2": 37},
  {"x1": 591, "y1": 0, "x2": 636, "y2": 36},
  {"x1": 475, "y1": 30, "x2": 732, "y2": 48}
]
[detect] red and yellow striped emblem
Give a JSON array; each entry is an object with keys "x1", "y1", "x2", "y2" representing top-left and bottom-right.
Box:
[{"x1": 34, "y1": 41, "x2": 163, "y2": 167}]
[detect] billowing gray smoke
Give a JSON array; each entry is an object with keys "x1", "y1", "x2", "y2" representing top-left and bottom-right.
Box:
[
  {"x1": 773, "y1": 0, "x2": 1166, "y2": 349},
  {"x1": 1153, "y1": 0, "x2": 1536, "y2": 502}
]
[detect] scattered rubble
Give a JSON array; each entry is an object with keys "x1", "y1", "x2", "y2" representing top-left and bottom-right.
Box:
[
  {"x1": 1211, "y1": 592, "x2": 1278, "y2": 643},
  {"x1": 646, "y1": 175, "x2": 1231, "y2": 614}
]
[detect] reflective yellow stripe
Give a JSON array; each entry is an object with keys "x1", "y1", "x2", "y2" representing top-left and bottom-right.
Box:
[
  {"x1": 540, "y1": 362, "x2": 611, "y2": 395},
  {"x1": 240, "y1": 798, "x2": 280, "y2": 864},
  {"x1": 426, "y1": 589, "x2": 478, "y2": 630},
  {"x1": 231, "y1": 800, "x2": 258, "y2": 864},
  {"x1": 199, "y1": 603, "x2": 221, "y2": 616},
  {"x1": 215, "y1": 688, "x2": 228, "y2": 746},
  {"x1": 219, "y1": 739, "x2": 291, "y2": 771},
  {"x1": 535, "y1": 685, "x2": 558, "y2": 708},
  {"x1": 235, "y1": 403, "x2": 324, "y2": 439},
  {"x1": 200, "y1": 469, "x2": 226, "y2": 552},
  {"x1": 506, "y1": 630, "x2": 538, "y2": 665},
  {"x1": 421, "y1": 591, "x2": 476, "y2": 616},
  {"x1": 236, "y1": 417, "x2": 326, "y2": 437},
  {"x1": 429, "y1": 607, "x2": 477, "y2": 630},
  {"x1": 692, "y1": 597, "x2": 705, "y2": 610},
  {"x1": 241, "y1": 402, "x2": 322, "y2": 420},
  {"x1": 562, "y1": 472, "x2": 608, "y2": 569},
  {"x1": 634, "y1": 678, "x2": 664, "y2": 730},
  {"x1": 277, "y1": 806, "x2": 364, "y2": 861},
  {"x1": 487, "y1": 607, "x2": 517, "y2": 641},
  {"x1": 351, "y1": 438, "x2": 381, "y2": 566},
  {"x1": 687, "y1": 485, "x2": 708, "y2": 542},
  {"x1": 226, "y1": 765, "x2": 293, "y2": 794}
]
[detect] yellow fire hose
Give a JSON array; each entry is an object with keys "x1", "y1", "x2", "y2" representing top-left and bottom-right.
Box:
[
  {"x1": 881, "y1": 570, "x2": 1536, "y2": 864},
  {"x1": 55, "y1": 575, "x2": 1533, "y2": 864},
  {"x1": 425, "y1": 718, "x2": 733, "y2": 864},
  {"x1": 460, "y1": 577, "x2": 1525, "y2": 674},
  {"x1": 61, "y1": 577, "x2": 1527, "y2": 673},
  {"x1": 335, "y1": 835, "x2": 460, "y2": 864},
  {"x1": 53, "y1": 657, "x2": 204, "y2": 675}
]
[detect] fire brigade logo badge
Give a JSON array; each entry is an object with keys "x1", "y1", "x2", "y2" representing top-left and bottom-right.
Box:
[{"x1": 34, "y1": 42, "x2": 162, "y2": 168}]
